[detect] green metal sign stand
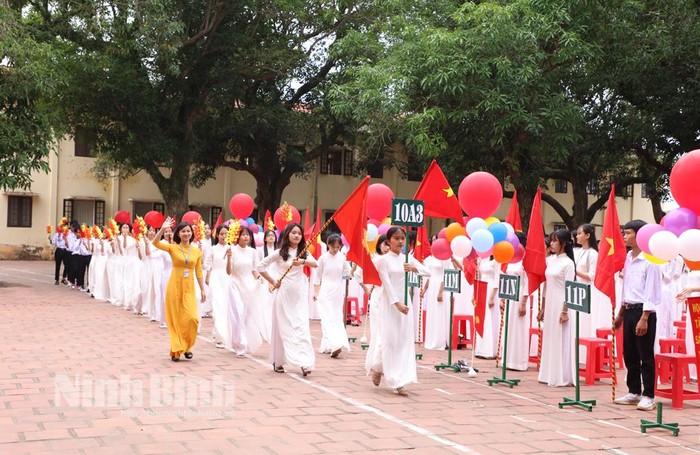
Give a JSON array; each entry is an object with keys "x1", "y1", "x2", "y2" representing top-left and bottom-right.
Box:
[
  {"x1": 391, "y1": 198, "x2": 425, "y2": 361},
  {"x1": 640, "y1": 403, "x2": 679, "y2": 436},
  {"x1": 488, "y1": 274, "x2": 521, "y2": 388},
  {"x1": 435, "y1": 269, "x2": 462, "y2": 372},
  {"x1": 559, "y1": 280, "x2": 596, "y2": 411}
]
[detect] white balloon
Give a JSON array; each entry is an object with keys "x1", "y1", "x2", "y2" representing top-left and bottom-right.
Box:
[
  {"x1": 648, "y1": 230, "x2": 680, "y2": 261},
  {"x1": 366, "y1": 224, "x2": 379, "y2": 241},
  {"x1": 502, "y1": 222, "x2": 514, "y2": 235},
  {"x1": 679, "y1": 229, "x2": 700, "y2": 261},
  {"x1": 466, "y1": 217, "x2": 487, "y2": 237},
  {"x1": 450, "y1": 235, "x2": 473, "y2": 257}
]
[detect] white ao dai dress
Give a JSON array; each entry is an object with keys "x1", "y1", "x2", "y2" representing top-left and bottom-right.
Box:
[
  {"x1": 314, "y1": 251, "x2": 352, "y2": 354},
  {"x1": 538, "y1": 253, "x2": 575, "y2": 387}
]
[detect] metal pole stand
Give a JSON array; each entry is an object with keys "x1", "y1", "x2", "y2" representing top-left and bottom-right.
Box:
[
  {"x1": 435, "y1": 293, "x2": 460, "y2": 372},
  {"x1": 559, "y1": 311, "x2": 596, "y2": 411},
  {"x1": 487, "y1": 300, "x2": 520, "y2": 387},
  {"x1": 640, "y1": 403, "x2": 679, "y2": 436}
]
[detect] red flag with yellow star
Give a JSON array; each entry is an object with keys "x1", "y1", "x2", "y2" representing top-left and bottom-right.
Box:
[
  {"x1": 594, "y1": 185, "x2": 626, "y2": 308},
  {"x1": 333, "y1": 177, "x2": 381, "y2": 286},
  {"x1": 413, "y1": 226, "x2": 431, "y2": 263},
  {"x1": 414, "y1": 160, "x2": 464, "y2": 225}
]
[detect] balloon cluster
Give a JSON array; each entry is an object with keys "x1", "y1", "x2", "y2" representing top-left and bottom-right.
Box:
[
  {"x1": 365, "y1": 183, "x2": 395, "y2": 251},
  {"x1": 428, "y1": 172, "x2": 519, "y2": 263},
  {"x1": 639, "y1": 149, "x2": 700, "y2": 265}
]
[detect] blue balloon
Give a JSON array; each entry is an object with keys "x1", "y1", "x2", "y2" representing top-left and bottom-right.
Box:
[
  {"x1": 471, "y1": 229, "x2": 494, "y2": 253},
  {"x1": 488, "y1": 222, "x2": 508, "y2": 244},
  {"x1": 246, "y1": 217, "x2": 255, "y2": 225}
]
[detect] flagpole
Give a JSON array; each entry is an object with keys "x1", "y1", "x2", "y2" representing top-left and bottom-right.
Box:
[
  {"x1": 469, "y1": 266, "x2": 479, "y2": 376},
  {"x1": 611, "y1": 300, "x2": 617, "y2": 402},
  {"x1": 496, "y1": 300, "x2": 505, "y2": 367},
  {"x1": 537, "y1": 285, "x2": 543, "y2": 371}
]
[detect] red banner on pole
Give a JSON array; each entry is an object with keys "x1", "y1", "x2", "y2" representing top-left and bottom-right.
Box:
[{"x1": 687, "y1": 297, "x2": 700, "y2": 365}]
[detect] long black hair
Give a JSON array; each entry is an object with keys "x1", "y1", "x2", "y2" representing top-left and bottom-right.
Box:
[
  {"x1": 375, "y1": 234, "x2": 388, "y2": 255},
  {"x1": 279, "y1": 222, "x2": 307, "y2": 261},
  {"x1": 237, "y1": 226, "x2": 256, "y2": 249},
  {"x1": 263, "y1": 229, "x2": 277, "y2": 257},
  {"x1": 213, "y1": 225, "x2": 227, "y2": 246},
  {"x1": 578, "y1": 223, "x2": 598, "y2": 251},
  {"x1": 551, "y1": 228, "x2": 575, "y2": 264}
]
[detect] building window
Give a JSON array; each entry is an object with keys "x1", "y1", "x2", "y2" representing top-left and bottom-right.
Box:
[
  {"x1": 619, "y1": 184, "x2": 633, "y2": 198},
  {"x1": 553, "y1": 223, "x2": 567, "y2": 232},
  {"x1": 641, "y1": 183, "x2": 648, "y2": 198},
  {"x1": 407, "y1": 160, "x2": 427, "y2": 182},
  {"x1": 74, "y1": 126, "x2": 96, "y2": 157},
  {"x1": 95, "y1": 200, "x2": 105, "y2": 226},
  {"x1": 320, "y1": 149, "x2": 352, "y2": 176},
  {"x1": 63, "y1": 199, "x2": 73, "y2": 222},
  {"x1": 586, "y1": 179, "x2": 599, "y2": 195},
  {"x1": 211, "y1": 206, "x2": 222, "y2": 226},
  {"x1": 62, "y1": 199, "x2": 105, "y2": 225},
  {"x1": 154, "y1": 203, "x2": 165, "y2": 214},
  {"x1": 555, "y1": 179, "x2": 567, "y2": 194},
  {"x1": 343, "y1": 150, "x2": 354, "y2": 176},
  {"x1": 7, "y1": 196, "x2": 32, "y2": 227},
  {"x1": 133, "y1": 201, "x2": 155, "y2": 219}
]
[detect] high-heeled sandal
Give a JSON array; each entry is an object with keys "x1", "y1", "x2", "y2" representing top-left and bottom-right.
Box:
[
  {"x1": 301, "y1": 367, "x2": 311, "y2": 377},
  {"x1": 184, "y1": 352, "x2": 193, "y2": 359},
  {"x1": 395, "y1": 387, "x2": 408, "y2": 396},
  {"x1": 171, "y1": 356, "x2": 180, "y2": 362},
  {"x1": 273, "y1": 363, "x2": 285, "y2": 373},
  {"x1": 370, "y1": 369, "x2": 382, "y2": 386}
]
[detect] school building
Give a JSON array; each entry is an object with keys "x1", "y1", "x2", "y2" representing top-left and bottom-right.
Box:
[{"x1": 0, "y1": 138, "x2": 655, "y2": 259}]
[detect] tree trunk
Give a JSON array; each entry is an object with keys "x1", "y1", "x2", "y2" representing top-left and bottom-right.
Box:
[
  {"x1": 147, "y1": 160, "x2": 191, "y2": 218},
  {"x1": 253, "y1": 171, "x2": 290, "y2": 222},
  {"x1": 571, "y1": 179, "x2": 590, "y2": 231},
  {"x1": 650, "y1": 195, "x2": 665, "y2": 223}
]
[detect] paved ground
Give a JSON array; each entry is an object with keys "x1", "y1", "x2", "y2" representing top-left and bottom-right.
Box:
[{"x1": 1, "y1": 260, "x2": 699, "y2": 455}]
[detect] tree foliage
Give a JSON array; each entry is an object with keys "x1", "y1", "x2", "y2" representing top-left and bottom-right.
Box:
[
  {"x1": 0, "y1": 5, "x2": 67, "y2": 191},
  {"x1": 331, "y1": 0, "x2": 700, "y2": 229}
]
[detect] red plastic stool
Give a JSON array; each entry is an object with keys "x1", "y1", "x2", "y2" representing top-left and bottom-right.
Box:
[
  {"x1": 655, "y1": 353, "x2": 700, "y2": 409},
  {"x1": 673, "y1": 320, "x2": 685, "y2": 330},
  {"x1": 595, "y1": 327, "x2": 625, "y2": 370},
  {"x1": 346, "y1": 297, "x2": 361, "y2": 325},
  {"x1": 676, "y1": 327, "x2": 686, "y2": 340},
  {"x1": 529, "y1": 327, "x2": 542, "y2": 369},
  {"x1": 578, "y1": 337, "x2": 613, "y2": 385},
  {"x1": 658, "y1": 338, "x2": 689, "y2": 384},
  {"x1": 451, "y1": 315, "x2": 474, "y2": 349}
]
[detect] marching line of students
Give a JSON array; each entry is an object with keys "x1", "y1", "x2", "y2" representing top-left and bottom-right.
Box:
[{"x1": 49, "y1": 217, "x2": 697, "y2": 404}]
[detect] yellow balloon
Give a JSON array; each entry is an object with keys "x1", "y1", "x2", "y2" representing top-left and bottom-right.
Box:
[
  {"x1": 643, "y1": 252, "x2": 668, "y2": 265},
  {"x1": 367, "y1": 237, "x2": 379, "y2": 253},
  {"x1": 382, "y1": 217, "x2": 392, "y2": 225},
  {"x1": 485, "y1": 216, "x2": 500, "y2": 226}
]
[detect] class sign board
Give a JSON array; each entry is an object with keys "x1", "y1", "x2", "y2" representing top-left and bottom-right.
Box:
[
  {"x1": 443, "y1": 269, "x2": 461, "y2": 293},
  {"x1": 407, "y1": 271, "x2": 421, "y2": 288},
  {"x1": 498, "y1": 274, "x2": 520, "y2": 301},
  {"x1": 565, "y1": 280, "x2": 591, "y2": 314},
  {"x1": 391, "y1": 198, "x2": 425, "y2": 227}
]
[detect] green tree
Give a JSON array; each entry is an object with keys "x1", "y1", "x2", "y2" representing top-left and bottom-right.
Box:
[
  {"x1": 330, "y1": 0, "x2": 674, "y2": 230},
  {"x1": 0, "y1": 4, "x2": 66, "y2": 190},
  {"x1": 15, "y1": 0, "x2": 385, "y2": 216}
]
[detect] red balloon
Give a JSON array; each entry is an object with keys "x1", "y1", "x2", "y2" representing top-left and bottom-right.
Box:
[
  {"x1": 114, "y1": 211, "x2": 131, "y2": 224},
  {"x1": 431, "y1": 238, "x2": 452, "y2": 260},
  {"x1": 366, "y1": 184, "x2": 394, "y2": 220},
  {"x1": 182, "y1": 211, "x2": 201, "y2": 224},
  {"x1": 144, "y1": 211, "x2": 165, "y2": 229},
  {"x1": 458, "y1": 172, "x2": 503, "y2": 218},
  {"x1": 274, "y1": 205, "x2": 301, "y2": 231},
  {"x1": 670, "y1": 149, "x2": 700, "y2": 214},
  {"x1": 229, "y1": 193, "x2": 255, "y2": 220},
  {"x1": 438, "y1": 227, "x2": 447, "y2": 239}
]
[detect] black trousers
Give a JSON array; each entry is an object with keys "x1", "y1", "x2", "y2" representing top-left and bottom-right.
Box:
[
  {"x1": 65, "y1": 253, "x2": 78, "y2": 285},
  {"x1": 54, "y1": 248, "x2": 67, "y2": 282},
  {"x1": 622, "y1": 308, "x2": 656, "y2": 398},
  {"x1": 76, "y1": 254, "x2": 91, "y2": 288}
]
